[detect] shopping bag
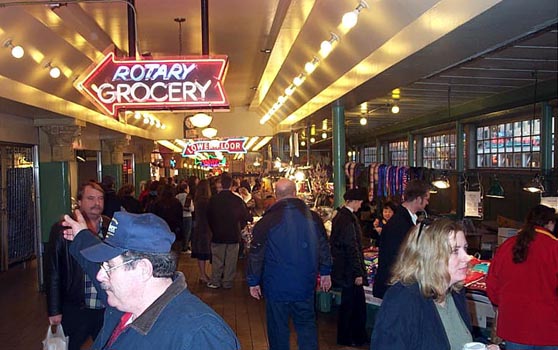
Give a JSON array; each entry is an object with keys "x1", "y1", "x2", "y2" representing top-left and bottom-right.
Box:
[{"x1": 42, "y1": 324, "x2": 69, "y2": 350}]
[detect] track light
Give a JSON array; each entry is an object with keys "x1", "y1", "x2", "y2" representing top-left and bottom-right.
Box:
[
  {"x1": 342, "y1": 0, "x2": 368, "y2": 30},
  {"x1": 523, "y1": 174, "x2": 544, "y2": 193},
  {"x1": 285, "y1": 84, "x2": 296, "y2": 96},
  {"x1": 432, "y1": 173, "x2": 450, "y2": 189},
  {"x1": 44, "y1": 62, "x2": 61, "y2": 79},
  {"x1": 4, "y1": 39, "x2": 24, "y2": 59},
  {"x1": 293, "y1": 74, "x2": 306, "y2": 87},
  {"x1": 304, "y1": 57, "x2": 320, "y2": 74},
  {"x1": 319, "y1": 33, "x2": 339, "y2": 58},
  {"x1": 486, "y1": 175, "x2": 505, "y2": 198},
  {"x1": 360, "y1": 116, "x2": 367, "y2": 125}
]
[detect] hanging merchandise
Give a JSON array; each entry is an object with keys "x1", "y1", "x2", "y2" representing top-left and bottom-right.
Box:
[{"x1": 464, "y1": 191, "x2": 483, "y2": 218}]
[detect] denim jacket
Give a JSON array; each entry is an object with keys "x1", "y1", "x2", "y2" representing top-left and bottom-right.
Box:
[{"x1": 70, "y1": 229, "x2": 240, "y2": 350}]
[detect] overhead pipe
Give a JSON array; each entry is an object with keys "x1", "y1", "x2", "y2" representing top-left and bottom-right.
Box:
[
  {"x1": 201, "y1": 0, "x2": 209, "y2": 55},
  {"x1": 127, "y1": 0, "x2": 136, "y2": 57}
]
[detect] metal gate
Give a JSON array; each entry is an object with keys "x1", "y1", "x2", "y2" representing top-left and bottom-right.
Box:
[{"x1": 0, "y1": 144, "x2": 36, "y2": 271}]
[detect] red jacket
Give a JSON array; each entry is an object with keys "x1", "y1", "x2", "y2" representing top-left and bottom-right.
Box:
[{"x1": 486, "y1": 226, "x2": 558, "y2": 346}]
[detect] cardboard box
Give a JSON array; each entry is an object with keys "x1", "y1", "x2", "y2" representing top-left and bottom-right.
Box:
[{"x1": 498, "y1": 227, "x2": 518, "y2": 245}]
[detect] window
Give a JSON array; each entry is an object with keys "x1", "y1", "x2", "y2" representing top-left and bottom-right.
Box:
[
  {"x1": 388, "y1": 141, "x2": 408, "y2": 166},
  {"x1": 423, "y1": 133, "x2": 457, "y2": 169},
  {"x1": 476, "y1": 119, "x2": 540, "y2": 168},
  {"x1": 362, "y1": 147, "x2": 377, "y2": 166}
]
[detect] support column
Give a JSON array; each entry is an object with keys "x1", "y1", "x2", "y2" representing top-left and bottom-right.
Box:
[
  {"x1": 101, "y1": 137, "x2": 129, "y2": 191},
  {"x1": 407, "y1": 133, "x2": 415, "y2": 167},
  {"x1": 540, "y1": 102, "x2": 554, "y2": 194},
  {"x1": 134, "y1": 141, "x2": 155, "y2": 187},
  {"x1": 332, "y1": 100, "x2": 346, "y2": 208},
  {"x1": 38, "y1": 124, "x2": 82, "y2": 242},
  {"x1": 456, "y1": 121, "x2": 465, "y2": 219}
]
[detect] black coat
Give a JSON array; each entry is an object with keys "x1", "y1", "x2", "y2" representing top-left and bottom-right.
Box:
[
  {"x1": 45, "y1": 217, "x2": 109, "y2": 316},
  {"x1": 373, "y1": 206, "x2": 414, "y2": 298},
  {"x1": 330, "y1": 207, "x2": 367, "y2": 288},
  {"x1": 207, "y1": 190, "x2": 252, "y2": 244}
]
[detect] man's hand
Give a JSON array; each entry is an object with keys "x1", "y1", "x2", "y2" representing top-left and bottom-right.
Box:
[
  {"x1": 320, "y1": 275, "x2": 332, "y2": 292},
  {"x1": 49, "y1": 314, "x2": 62, "y2": 325},
  {"x1": 249, "y1": 285, "x2": 262, "y2": 300},
  {"x1": 62, "y1": 209, "x2": 88, "y2": 241},
  {"x1": 355, "y1": 276, "x2": 363, "y2": 286}
]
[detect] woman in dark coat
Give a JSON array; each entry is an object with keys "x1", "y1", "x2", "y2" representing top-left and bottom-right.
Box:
[
  {"x1": 149, "y1": 184, "x2": 183, "y2": 239},
  {"x1": 330, "y1": 189, "x2": 368, "y2": 347},
  {"x1": 191, "y1": 179, "x2": 212, "y2": 283}
]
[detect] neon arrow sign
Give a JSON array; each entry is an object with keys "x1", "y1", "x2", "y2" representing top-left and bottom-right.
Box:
[{"x1": 77, "y1": 52, "x2": 229, "y2": 116}]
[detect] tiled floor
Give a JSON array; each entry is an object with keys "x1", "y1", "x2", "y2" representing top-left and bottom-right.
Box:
[{"x1": 0, "y1": 254, "x2": 369, "y2": 350}]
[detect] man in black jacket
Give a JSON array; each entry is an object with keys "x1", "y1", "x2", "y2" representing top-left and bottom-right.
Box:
[
  {"x1": 373, "y1": 179, "x2": 430, "y2": 299},
  {"x1": 206, "y1": 173, "x2": 252, "y2": 289},
  {"x1": 45, "y1": 181, "x2": 110, "y2": 350}
]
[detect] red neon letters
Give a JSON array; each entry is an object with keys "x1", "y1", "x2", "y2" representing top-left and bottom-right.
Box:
[{"x1": 77, "y1": 52, "x2": 229, "y2": 116}]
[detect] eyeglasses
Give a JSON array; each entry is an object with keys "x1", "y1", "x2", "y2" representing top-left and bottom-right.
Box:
[
  {"x1": 416, "y1": 218, "x2": 434, "y2": 242},
  {"x1": 100, "y1": 259, "x2": 136, "y2": 276}
]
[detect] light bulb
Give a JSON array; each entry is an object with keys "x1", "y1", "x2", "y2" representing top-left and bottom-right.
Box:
[
  {"x1": 11, "y1": 45, "x2": 24, "y2": 59},
  {"x1": 342, "y1": 10, "x2": 359, "y2": 29},
  {"x1": 360, "y1": 117, "x2": 367, "y2": 125},
  {"x1": 322, "y1": 132, "x2": 327, "y2": 139},
  {"x1": 391, "y1": 105, "x2": 400, "y2": 114},
  {"x1": 49, "y1": 66, "x2": 61, "y2": 79}
]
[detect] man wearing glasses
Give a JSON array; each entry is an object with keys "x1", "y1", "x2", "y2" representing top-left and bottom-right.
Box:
[
  {"x1": 61, "y1": 210, "x2": 240, "y2": 350},
  {"x1": 373, "y1": 179, "x2": 431, "y2": 299}
]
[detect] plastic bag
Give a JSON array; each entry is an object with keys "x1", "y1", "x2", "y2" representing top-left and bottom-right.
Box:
[{"x1": 42, "y1": 324, "x2": 69, "y2": 350}]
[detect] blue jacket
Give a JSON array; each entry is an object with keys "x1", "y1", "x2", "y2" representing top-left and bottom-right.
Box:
[
  {"x1": 371, "y1": 282, "x2": 472, "y2": 350},
  {"x1": 246, "y1": 197, "x2": 332, "y2": 301},
  {"x1": 69, "y1": 229, "x2": 240, "y2": 350}
]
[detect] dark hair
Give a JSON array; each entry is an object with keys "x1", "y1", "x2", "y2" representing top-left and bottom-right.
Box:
[
  {"x1": 403, "y1": 179, "x2": 430, "y2": 202},
  {"x1": 117, "y1": 184, "x2": 135, "y2": 197},
  {"x1": 121, "y1": 250, "x2": 177, "y2": 278},
  {"x1": 220, "y1": 172, "x2": 233, "y2": 189},
  {"x1": 513, "y1": 204, "x2": 556, "y2": 263},
  {"x1": 77, "y1": 181, "x2": 104, "y2": 200},
  {"x1": 382, "y1": 200, "x2": 398, "y2": 213},
  {"x1": 195, "y1": 179, "x2": 211, "y2": 201},
  {"x1": 179, "y1": 183, "x2": 189, "y2": 193}
]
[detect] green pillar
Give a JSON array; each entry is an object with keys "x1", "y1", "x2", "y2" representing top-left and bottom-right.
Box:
[
  {"x1": 456, "y1": 121, "x2": 465, "y2": 219},
  {"x1": 135, "y1": 163, "x2": 151, "y2": 188},
  {"x1": 407, "y1": 133, "x2": 415, "y2": 167},
  {"x1": 102, "y1": 164, "x2": 123, "y2": 190},
  {"x1": 541, "y1": 102, "x2": 553, "y2": 172},
  {"x1": 332, "y1": 100, "x2": 346, "y2": 208},
  {"x1": 39, "y1": 162, "x2": 72, "y2": 242}
]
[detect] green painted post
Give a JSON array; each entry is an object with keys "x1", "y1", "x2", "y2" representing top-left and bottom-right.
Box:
[
  {"x1": 39, "y1": 162, "x2": 71, "y2": 242},
  {"x1": 332, "y1": 100, "x2": 346, "y2": 208}
]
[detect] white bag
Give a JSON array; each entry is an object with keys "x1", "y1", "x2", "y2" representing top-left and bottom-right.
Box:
[{"x1": 42, "y1": 324, "x2": 69, "y2": 350}]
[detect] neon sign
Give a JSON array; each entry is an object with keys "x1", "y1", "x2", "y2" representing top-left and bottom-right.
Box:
[
  {"x1": 182, "y1": 138, "x2": 247, "y2": 156},
  {"x1": 77, "y1": 52, "x2": 229, "y2": 116},
  {"x1": 195, "y1": 156, "x2": 226, "y2": 168}
]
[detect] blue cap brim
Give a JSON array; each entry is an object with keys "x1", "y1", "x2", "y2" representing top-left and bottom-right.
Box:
[{"x1": 80, "y1": 241, "x2": 127, "y2": 262}]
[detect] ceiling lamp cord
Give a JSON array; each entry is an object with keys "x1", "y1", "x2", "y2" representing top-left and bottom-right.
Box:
[{"x1": 175, "y1": 17, "x2": 186, "y2": 56}]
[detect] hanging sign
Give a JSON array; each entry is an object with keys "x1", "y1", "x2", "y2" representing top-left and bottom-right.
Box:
[
  {"x1": 77, "y1": 52, "x2": 229, "y2": 116},
  {"x1": 182, "y1": 138, "x2": 247, "y2": 156}
]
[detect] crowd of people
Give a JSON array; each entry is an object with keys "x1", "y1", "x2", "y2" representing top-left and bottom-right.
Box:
[{"x1": 44, "y1": 173, "x2": 557, "y2": 350}]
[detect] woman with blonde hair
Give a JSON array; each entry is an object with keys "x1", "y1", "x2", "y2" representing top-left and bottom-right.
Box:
[{"x1": 371, "y1": 218, "x2": 499, "y2": 350}]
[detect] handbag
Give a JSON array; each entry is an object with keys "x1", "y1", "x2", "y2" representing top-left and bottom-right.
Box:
[{"x1": 42, "y1": 324, "x2": 69, "y2": 350}]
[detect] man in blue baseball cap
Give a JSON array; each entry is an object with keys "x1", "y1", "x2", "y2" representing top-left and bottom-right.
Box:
[{"x1": 62, "y1": 210, "x2": 239, "y2": 350}]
